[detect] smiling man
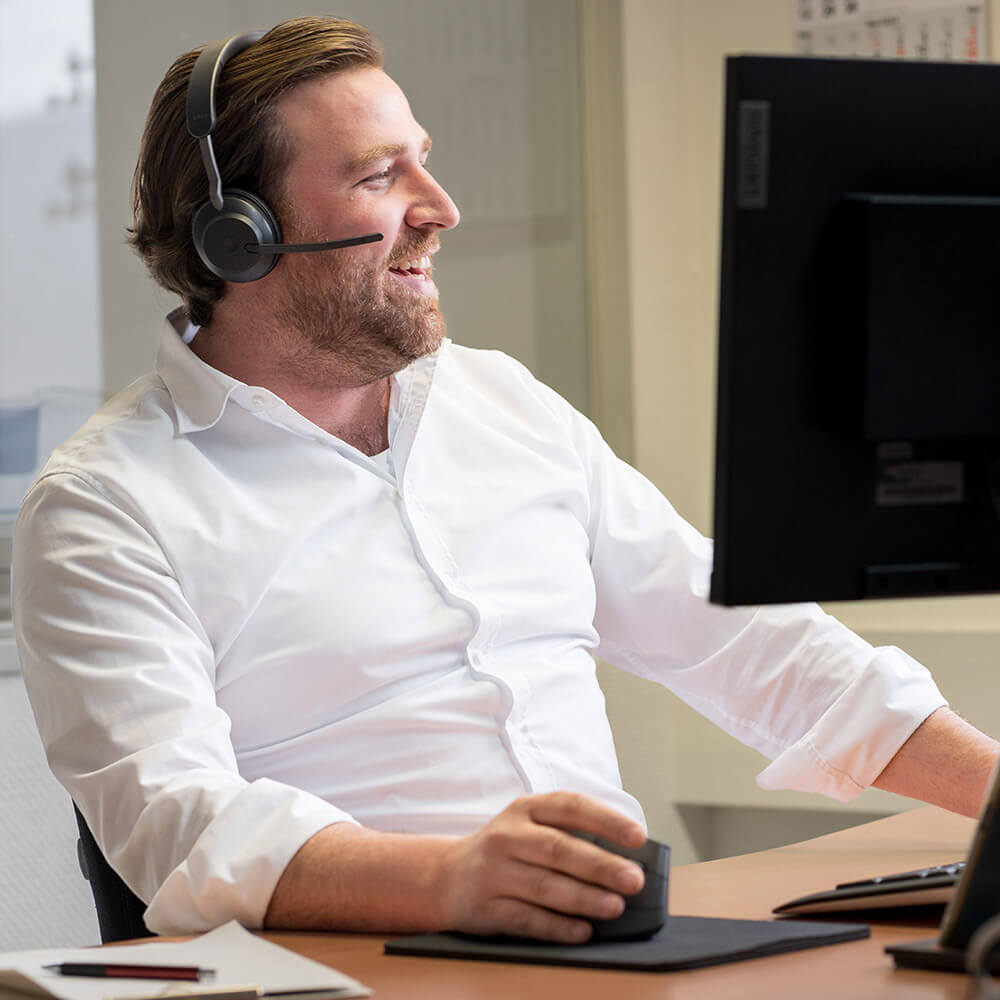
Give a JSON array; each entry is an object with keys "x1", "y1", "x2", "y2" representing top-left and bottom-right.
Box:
[
  {"x1": 189, "y1": 65, "x2": 456, "y2": 455},
  {"x1": 12, "y1": 16, "x2": 998, "y2": 945}
]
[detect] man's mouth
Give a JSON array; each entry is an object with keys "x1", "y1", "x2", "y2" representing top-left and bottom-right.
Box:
[{"x1": 388, "y1": 254, "x2": 433, "y2": 279}]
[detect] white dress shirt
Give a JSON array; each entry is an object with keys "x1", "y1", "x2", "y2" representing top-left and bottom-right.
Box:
[{"x1": 13, "y1": 311, "x2": 945, "y2": 935}]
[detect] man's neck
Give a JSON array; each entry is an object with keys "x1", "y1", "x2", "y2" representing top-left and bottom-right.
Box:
[
  {"x1": 190, "y1": 312, "x2": 392, "y2": 456},
  {"x1": 278, "y1": 376, "x2": 391, "y2": 456}
]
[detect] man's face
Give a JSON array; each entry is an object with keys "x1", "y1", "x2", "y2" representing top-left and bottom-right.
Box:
[{"x1": 271, "y1": 67, "x2": 460, "y2": 381}]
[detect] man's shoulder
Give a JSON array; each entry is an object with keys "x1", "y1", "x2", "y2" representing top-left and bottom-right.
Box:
[
  {"x1": 439, "y1": 342, "x2": 576, "y2": 419},
  {"x1": 443, "y1": 341, "x2": 533, "y2": 379},
  {"x1": 30, "y1": 374, "x2": 177, "y2": 499}
]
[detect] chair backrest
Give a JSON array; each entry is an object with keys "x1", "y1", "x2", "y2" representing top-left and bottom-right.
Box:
[{"x1": 73, "y1": 804, "x2": 152, "y2": 942}]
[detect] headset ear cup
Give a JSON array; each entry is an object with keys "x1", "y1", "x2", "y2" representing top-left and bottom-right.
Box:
[{"x1": 191, "y1": 188, "x2": 282, "y2": 283}]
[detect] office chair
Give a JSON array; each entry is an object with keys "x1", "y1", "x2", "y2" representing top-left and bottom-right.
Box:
[{"x1": 74, "y1": 804, "x2": 152, "y2": 942}]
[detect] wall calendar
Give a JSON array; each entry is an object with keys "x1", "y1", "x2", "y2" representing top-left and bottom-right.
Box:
[{"x1": 795, "y1": 0, "x2": 988, "y2": 60}]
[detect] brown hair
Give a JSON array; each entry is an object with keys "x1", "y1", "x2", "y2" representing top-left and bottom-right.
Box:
[{"x1": 129, "y1": 16, "x2": 383, "y2": 327}]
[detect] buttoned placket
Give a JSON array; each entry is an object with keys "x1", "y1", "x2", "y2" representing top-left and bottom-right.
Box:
[
  {"x1": 227, "y1": 354, "x2": 553, "y2": 799},
  {"x1": 390, "y1": 362, "x2": 557, "y2": 797}
]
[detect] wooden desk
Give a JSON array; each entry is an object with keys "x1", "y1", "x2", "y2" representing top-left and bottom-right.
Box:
[{"x1": 256, "y1": 808, "x2": 979, "y2": 999}]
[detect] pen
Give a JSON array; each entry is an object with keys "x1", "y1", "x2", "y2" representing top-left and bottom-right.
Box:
[{"x1": 42, "y1": 963, "x2": 216, "y2": 981}]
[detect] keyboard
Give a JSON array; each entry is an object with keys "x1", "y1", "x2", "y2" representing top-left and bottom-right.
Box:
[{"x1": 773, "y1": 861, "x2": 965, "y2": 915}]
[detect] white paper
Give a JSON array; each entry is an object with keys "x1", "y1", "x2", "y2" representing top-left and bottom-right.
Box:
[{"x1": 0, "y1": 923, "x2": 369, "y2": 1000}]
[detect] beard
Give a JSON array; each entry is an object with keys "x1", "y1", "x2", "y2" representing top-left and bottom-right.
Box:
[{"x1": 273, "y1": 231, "x2": 446, "y2": 384}]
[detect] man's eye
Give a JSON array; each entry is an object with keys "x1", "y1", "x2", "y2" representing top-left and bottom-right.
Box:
[{"x1": 363, "y1": 168, "x2": 393, "y2": 185}]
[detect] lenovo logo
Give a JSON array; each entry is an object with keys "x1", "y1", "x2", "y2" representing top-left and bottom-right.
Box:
[{"x1": 737, "y1": 100, "x2": 770, "y2": 209}]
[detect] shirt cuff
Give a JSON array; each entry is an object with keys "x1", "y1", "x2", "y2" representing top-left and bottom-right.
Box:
[
  {"x1": 755, "y1": 645, "x2": 948, "y2": 802},
  {"x1": 143, "y1": 779, "x2": 358, "y2": 935}
]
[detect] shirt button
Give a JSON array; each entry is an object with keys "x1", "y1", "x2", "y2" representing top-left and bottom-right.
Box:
[{"x1": 251, "y1": 394, "x2": 267, "y2": 409}]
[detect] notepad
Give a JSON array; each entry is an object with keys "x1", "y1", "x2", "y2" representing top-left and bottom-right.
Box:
[{"x1": 0, "y1": 922, "x2": 369, "y2": 1000}]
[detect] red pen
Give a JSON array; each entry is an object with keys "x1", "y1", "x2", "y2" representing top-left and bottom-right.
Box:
[{"x1": 43, "y1": 963, "x2": 215, "y2": 981}]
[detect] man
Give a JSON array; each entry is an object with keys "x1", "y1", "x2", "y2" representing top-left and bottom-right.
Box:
[{"x1": 12, "y1": 16, "x2": 998, "y2": 942}]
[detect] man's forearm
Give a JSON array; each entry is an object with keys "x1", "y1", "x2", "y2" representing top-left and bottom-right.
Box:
[
  {"x1": 263, "y1": 823, "x2": 456, "y2": 932},
  {"x1": 262, "y1": 792, "x2": 647, "y2": 941},
  {"x1": 872, "y1": 706, "x2": 999, "y2": 817}
]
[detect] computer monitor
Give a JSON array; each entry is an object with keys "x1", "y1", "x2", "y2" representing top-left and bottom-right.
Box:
[{"x1": 710, "y1": 55, "x2": 1000, "y2": 606}]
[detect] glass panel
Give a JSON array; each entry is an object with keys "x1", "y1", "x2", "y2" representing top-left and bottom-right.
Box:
[{"x1": 0, "y1": 0, "x2": 102, "y2": 627}]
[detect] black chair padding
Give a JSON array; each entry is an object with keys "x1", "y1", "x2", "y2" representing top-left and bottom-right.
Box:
[{"x1": 74, "y1": 804, "x2": 152, "y2": 942}]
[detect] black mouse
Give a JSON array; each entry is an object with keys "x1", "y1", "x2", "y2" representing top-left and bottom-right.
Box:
[{"x1": 572, "y1": 831, "x2": 670, "y2": 942}]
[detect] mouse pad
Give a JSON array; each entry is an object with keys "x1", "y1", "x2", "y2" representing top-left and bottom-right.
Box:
[{"x1": 385, "y1": 915, "x2": 870, "y2": 972}]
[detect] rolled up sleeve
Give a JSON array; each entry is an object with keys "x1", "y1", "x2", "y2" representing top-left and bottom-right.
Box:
[
  {"x1": 576, "y1": 412, "x2": 947, "y2": 802},
  {"x1": 13, "y1": 472, "x2": 355, "y2": 935}
]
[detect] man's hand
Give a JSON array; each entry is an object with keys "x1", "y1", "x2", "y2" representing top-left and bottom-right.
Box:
[
  {"x1": 264, "y1": 791, "x2": 646, "y2": 940},
  {"x1": 438, "y1": 792, "x2": 647, "y2": 942}
]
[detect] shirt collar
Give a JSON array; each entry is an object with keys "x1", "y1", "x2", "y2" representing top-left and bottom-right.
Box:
[
  {"x1": 156, "y1": 308, "x2": 243, "y2": 434},
  {"x1": 156, "y1": 307, "x2": 450, "y2": 439}
]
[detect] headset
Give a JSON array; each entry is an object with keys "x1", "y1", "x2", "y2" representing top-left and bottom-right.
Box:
[{"x1": 186, "y1": 31, "x2": 383, "y2": 283}]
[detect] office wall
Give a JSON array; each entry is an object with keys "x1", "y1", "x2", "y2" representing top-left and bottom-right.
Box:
[{"x1": 598, "y1": 0, "x2": 1000, "y2": 862}]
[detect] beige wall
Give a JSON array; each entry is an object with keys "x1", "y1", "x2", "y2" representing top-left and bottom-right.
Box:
[
  {"x1": 596, "y1": 0, "x2": 1000, "y2": 861},
  {"x1": 623, "y1": 0, "x2": 791, "y2": 536}
]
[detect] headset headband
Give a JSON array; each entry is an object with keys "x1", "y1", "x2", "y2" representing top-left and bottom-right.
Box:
[
  {"x1": 184, "y1": 29, "x2": 382, "y2": 283},
  {"x1": 186, "y1": 32, "x2": 265, "y2": 210}
]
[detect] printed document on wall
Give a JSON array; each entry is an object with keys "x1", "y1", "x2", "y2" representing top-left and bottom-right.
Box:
[{"x1": 795, "y1": 0, "x2": 988, "y2": 60}]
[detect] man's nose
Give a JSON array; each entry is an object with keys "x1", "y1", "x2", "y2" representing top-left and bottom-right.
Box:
[{"x1": 407, "y1": 171, "x2": 460, "y2": 231}]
